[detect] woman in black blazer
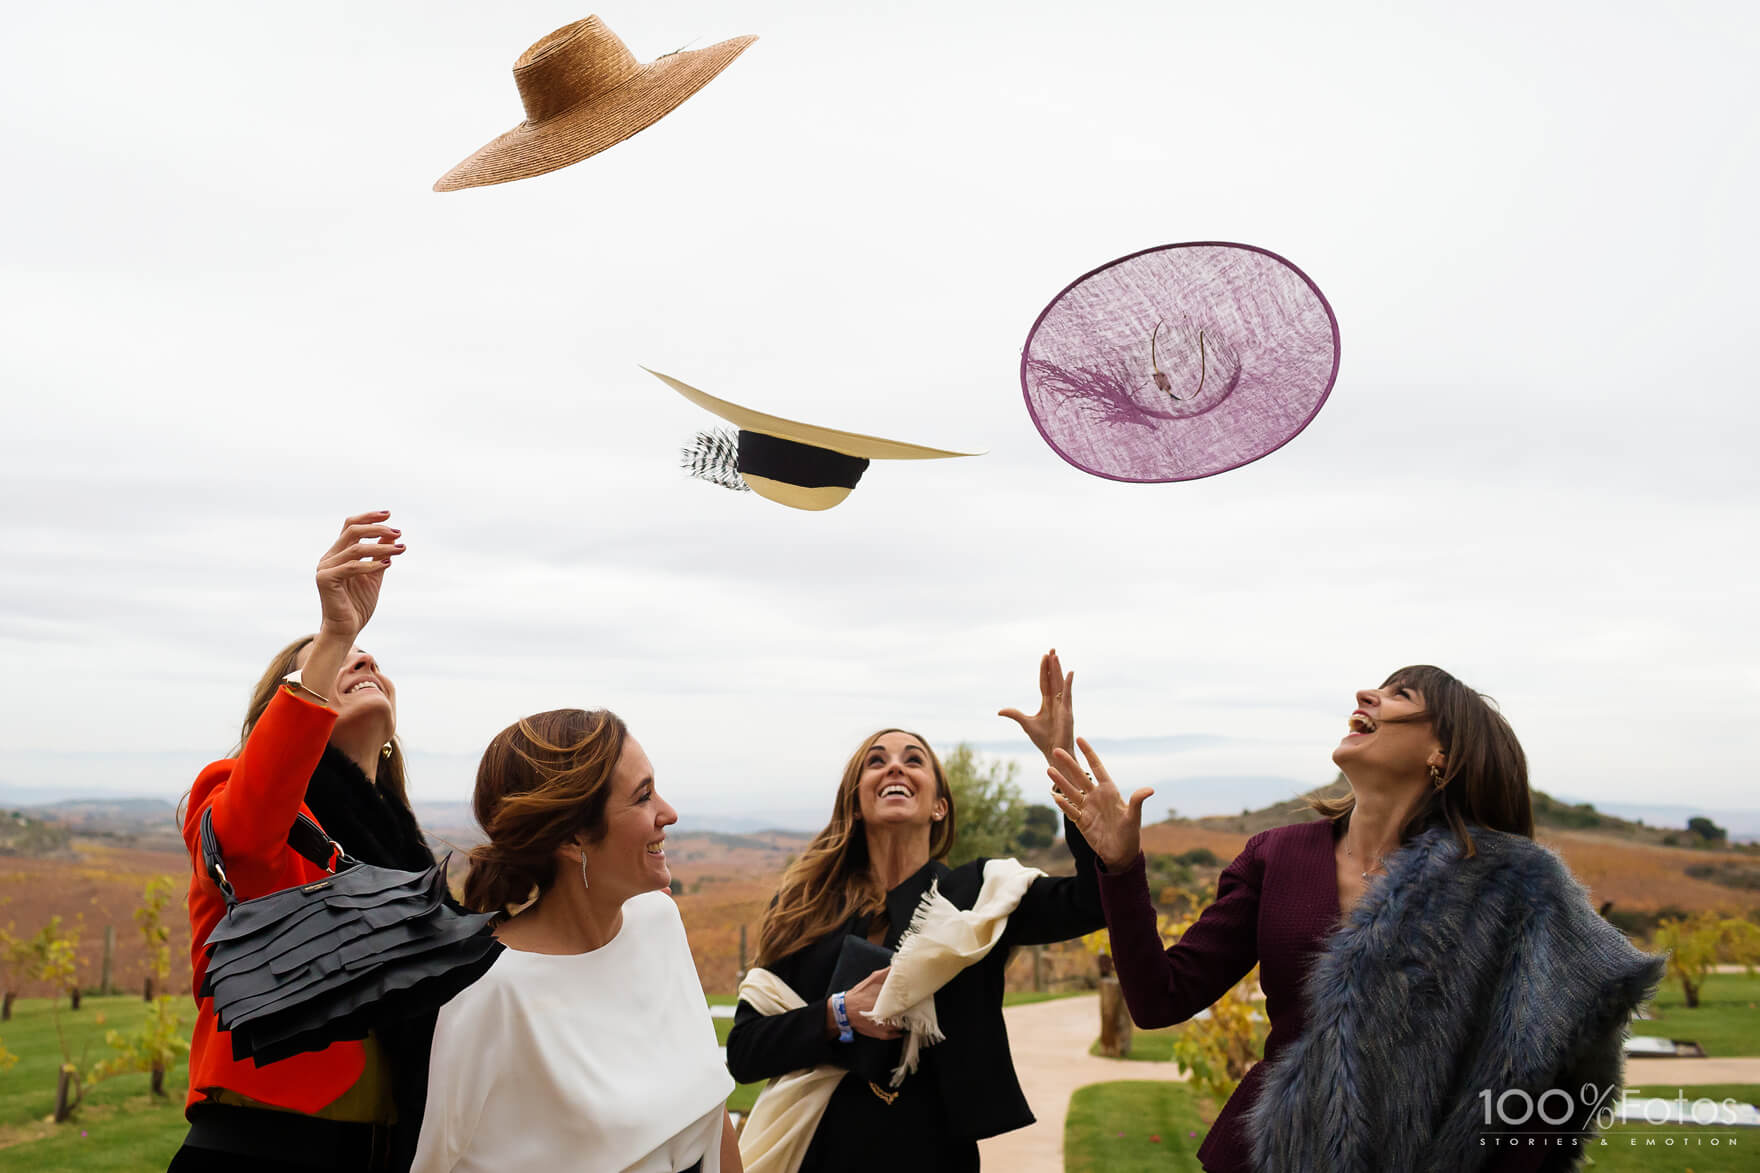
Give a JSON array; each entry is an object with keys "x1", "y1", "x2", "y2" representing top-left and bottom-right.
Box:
[{"x1": 726, "y1": 653, "x2": 1103, "y2": 1172}]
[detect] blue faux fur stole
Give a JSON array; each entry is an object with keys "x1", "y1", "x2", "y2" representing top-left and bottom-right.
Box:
[{"x1": 1245, "y1": 824, "x2": 1666, "y2": 1173}]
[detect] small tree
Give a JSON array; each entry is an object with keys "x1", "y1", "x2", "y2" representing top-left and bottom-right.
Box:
[
  {"x1": 1686, "y1": 816, "x2": 1728, "y2": 846},
  {"x1": 1152, "y1": 907, "x2": 1264, "y2": 1104},
  {"x1": 941, "y1": 744, "x2": 1025, "y2": 866},
  {"x1": 21, "y1": 917, "x2": 85, "y2": 1121},
  {"x1": 1017, "y1": 804, "x2": 1059, "y2": 850},
  {"x1": 1083, "y1": 897, "x2": 1265, "y2": 1103},
  {"x1": 90, "y1": 877, "x2": 188, "y2": 1099},
  {"x1": 0, "y1": 927, "x2": 29, "y2": 1021},
  {"x1": 1652, "y1": 911, "x2": 1760, "y2": 1008}
]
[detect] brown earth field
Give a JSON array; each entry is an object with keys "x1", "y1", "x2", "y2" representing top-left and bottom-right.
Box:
[
  {"x1": 1140, "y1": 822, "x2": 1760, "y2": 918},
  {"x1": 3, "y1": 827, "x2": 1751, "y2": 999}
]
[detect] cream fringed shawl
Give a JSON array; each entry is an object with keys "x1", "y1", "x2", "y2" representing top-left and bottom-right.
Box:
[{"x1": 737, "y1": 858, "x2": 1041, "y2": 1173}]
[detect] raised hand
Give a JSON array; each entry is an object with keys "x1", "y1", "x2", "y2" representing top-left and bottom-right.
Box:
[
  {"x1": 998, "y1": 648, "x2": 1075, "y2": 762},
  {"x1": 841, "y1": 966, "x2": 903, "y2": 1040},
  {"x1": 315, "y1": 511, "x2": 405, "y2": 642},
  {"x1": 1048, "y1": 738, "x2": 1155, "y2": 873}
]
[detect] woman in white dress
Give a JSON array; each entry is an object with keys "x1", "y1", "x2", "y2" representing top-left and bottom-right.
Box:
[{"x1": 411, "y1": 708, "x2": 740, "y2": 1173}]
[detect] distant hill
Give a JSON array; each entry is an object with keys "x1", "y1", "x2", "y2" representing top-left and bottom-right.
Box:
[
  {"x1": 1169, "y1": 777, "x2": 1758, "y2": 849},
  {"x1": 3, "y1": 796, "x2": 182, "y2": 852}
]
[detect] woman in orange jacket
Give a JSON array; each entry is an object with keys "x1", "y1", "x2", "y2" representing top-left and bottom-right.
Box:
[{"x1": 170, "y1": 511, "x2": 434, "y2": 1173}]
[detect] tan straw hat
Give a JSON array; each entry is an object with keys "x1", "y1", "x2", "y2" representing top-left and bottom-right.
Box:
[
  {"x1": 645, "y1": 368, "x2": 981, "y2": 511},
  {"x1": 434, "y1": 16, "x2": 755, "y2": 192}
]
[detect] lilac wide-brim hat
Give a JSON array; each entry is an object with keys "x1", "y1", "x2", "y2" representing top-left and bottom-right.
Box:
[{"x1": 1020, "y1": 242, "x2": 1340, "y2": 482}]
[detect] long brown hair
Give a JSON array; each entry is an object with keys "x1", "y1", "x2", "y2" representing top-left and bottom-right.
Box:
[
  {"x1": 236, "y1": 634, "x2": 411, "y2": 809},
  {"x1": 755, "y1": 728, "x2": 957, "y2": 967},
  {"x1": 1309, "y1": 665, "x2": 1533, "y2": 858},
  {"x1": 463, "y1": 708, "x2": 629, "y2": 914}
]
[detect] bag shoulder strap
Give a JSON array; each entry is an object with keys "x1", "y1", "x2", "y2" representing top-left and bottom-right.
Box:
[{"x1": 199, "y1": 807, "x2": 343, "y2": 910}]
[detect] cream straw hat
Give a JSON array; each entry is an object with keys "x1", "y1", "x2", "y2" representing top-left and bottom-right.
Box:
[{"x1": 645, "y1": 368, "x2": 981, "y2": 511}]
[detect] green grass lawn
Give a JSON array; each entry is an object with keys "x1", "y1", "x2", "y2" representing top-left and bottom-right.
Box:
[
  {"x1": 1064, "y1": 1080, "x2": 1215, "y2": 1172},
  {"x1": 1632, "y1": 972, "x2": 1760, "y2": 1058},
  {"x1": 0, "y1": 995, "x2": 776, "y2": 1167},
  {"x1": 1576, "y1": 1084, "x2": 1760, "y2": 1172},
  {"x1": 0, "y1": 994, "x2": 191, "y2": 1170},
  {"x1": 1066, "y1": 1080, "x2": 1760, "y2": 1173},
  {"x1": 706, "y1": 994, "x2": 764, "y2": 1114}
]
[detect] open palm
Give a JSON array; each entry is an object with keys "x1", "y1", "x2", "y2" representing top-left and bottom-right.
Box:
[
  {"x1": 1047, "y1": 739, "x2": 1155, "y2": 872},
  {"x1": 998, "y1": 648, "x2": 1074, "y2": 761},
  {"x1": 315, "y1": 511, "x2": 404, "y2": 640}
]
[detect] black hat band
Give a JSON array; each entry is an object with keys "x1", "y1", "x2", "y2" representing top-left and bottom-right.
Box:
[{"x1": 737, "y1": 431, "x2": 869, "y2": 490}]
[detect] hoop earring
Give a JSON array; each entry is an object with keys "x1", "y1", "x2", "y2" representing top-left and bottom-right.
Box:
[
  {"x1": 579, "y1": 850, "x2": 590, "y2": 893},
  {"x1": 1429, "y1": 763, "x2": 1446, "y2": 789}
]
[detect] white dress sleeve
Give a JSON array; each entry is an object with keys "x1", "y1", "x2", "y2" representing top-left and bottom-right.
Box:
[{"x1": 408, "y1": 972, "x2": 509, "y2": 1173}]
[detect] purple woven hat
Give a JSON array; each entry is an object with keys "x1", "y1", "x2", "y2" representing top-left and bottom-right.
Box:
[{"x1": 1020, "y1": 242, "x2": 1340, "y2": 482}]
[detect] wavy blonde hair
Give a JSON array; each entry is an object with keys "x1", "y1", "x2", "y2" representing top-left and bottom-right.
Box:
[{"x1": 754, "y1": 728, "x2": 957, "y2": 967}]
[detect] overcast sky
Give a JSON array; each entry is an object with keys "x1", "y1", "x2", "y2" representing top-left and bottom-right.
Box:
[{"x1": 3, "y1": 0, "x2": 1756, "y2": 830}]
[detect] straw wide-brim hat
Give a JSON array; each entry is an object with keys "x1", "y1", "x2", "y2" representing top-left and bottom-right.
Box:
[
  {"x1": 435, "y1": 16, "x2": 755, "y2": 192},
  {"x1": 645, "y1": 368, "x2": 980, "y2": 511},
  {"x1": 1020, "y1": 242, "x2": 1341, "y2": 483}
]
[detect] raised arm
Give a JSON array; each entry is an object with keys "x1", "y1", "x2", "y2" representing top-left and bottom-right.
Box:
[
  {"x1": 191, "y1": 512, "x2": 405, "y2": 863},
  {"x1": 996, "y1": 649, "x2": 1104, "y2": 943},
  {"x1": 1050, "y1": 739, "x2": 1261, "y2": 1028},
  {"x1": 1000, "y1": 811, "x2": 1105, "y2": 946}
]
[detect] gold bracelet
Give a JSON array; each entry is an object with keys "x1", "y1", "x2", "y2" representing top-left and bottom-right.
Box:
[{"x1": 282, "y1": 680, "x2": 334, "y2": 709}]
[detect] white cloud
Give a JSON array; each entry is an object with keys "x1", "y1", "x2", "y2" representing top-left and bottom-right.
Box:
[{"x1": 2, "y1": 0, "x2": 1755, "y2": 825}]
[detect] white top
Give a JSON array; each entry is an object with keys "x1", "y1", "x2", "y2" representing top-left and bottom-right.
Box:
[{"x1": 410, "y1": 890, "x2": 733, "y2": 1173}]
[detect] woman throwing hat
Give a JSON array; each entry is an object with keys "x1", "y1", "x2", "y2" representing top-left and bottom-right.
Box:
[
  {"x1": 726, "y1": 651, "x2": 1103, "y2": 1173},
  {"x1": 174, "y1": 512, "x2": 434, "y2": 1173},
  {"x1": 1051, "y1": 664, "x2": 1665, "y2": 1173},
  {"x1": 410, "y1": 708, "x2": 738, "y2": 1173}
]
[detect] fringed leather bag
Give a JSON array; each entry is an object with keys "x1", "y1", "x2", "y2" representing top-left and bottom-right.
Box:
[{"x1": 198, "y1": 808, "x2": 503, "y2": 1066}]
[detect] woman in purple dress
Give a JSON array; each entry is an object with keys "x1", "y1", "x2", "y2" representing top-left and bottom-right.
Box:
[{"x1": 1048, "y1": 664, "x2": 1663, "y2": 1173}]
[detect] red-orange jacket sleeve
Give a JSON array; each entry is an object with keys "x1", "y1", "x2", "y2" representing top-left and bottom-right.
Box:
[{"x1": 186, "y1": 686, "x2": 336, "y2": 884}]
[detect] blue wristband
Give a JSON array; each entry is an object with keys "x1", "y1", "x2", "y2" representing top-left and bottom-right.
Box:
[{"x1": 831, "y1": 991, "x2": 854, "y2": 1043}]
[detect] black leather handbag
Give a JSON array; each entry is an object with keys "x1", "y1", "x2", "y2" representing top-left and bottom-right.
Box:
[
  {"x1": 198, "y1": 807, "x2": 503, "y2": 1066},
  {"x1": 826, "y1": 934, "x2": 901, "y2": 1086}
]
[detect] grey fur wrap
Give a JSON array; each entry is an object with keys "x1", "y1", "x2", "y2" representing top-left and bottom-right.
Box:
[{"x1": 1245, "y1": 824, "x2": 1666, "y2": 1173}]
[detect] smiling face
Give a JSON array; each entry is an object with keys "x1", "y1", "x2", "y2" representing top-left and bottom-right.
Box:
[
  {"x1": 296, "y1": 643, "x2": 396, "y2": 739},
  {"x1": 1331, "y1": 679, "x2": 1445, "y2": 785},
  {"x1": 855, "y1": 731, "x2": 948, "y2": 831},
  {"x1": 579, "y1": 736, "x2": 677, "y2": 902}
]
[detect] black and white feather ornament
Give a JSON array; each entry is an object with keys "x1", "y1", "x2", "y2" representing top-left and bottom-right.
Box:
[{"x1": 680, "y1": 427, "x2": 752, "y2": 492}]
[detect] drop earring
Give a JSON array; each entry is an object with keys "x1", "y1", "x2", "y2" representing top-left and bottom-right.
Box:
[
  {"x1": 579, "y1": 850, "x2": 590, "y2": 893},
  {"x1": 381, "y1": 740, "x2": 394, "y2": 760},
  {"x1": 1428, "y1": 763, "x2": 1446, "y2": 789}
]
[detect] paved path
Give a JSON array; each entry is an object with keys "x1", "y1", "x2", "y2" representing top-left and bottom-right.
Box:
[
  {"x1": 978, "y1": 994, "x2": 1189, "y2": 1173},
  {"x1": 1625, "y1": 1057, "x2": 1760, "y2": 1085},
  {"x1": 973, "y1": 996, "x2": 1760, "y2": 1172}
]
